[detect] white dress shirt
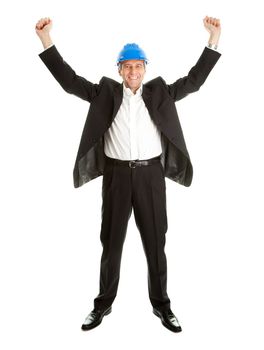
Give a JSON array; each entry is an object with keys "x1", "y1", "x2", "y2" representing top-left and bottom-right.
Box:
[{"x1": 104, "y1": 83, "x2": 162, "y2": 160}]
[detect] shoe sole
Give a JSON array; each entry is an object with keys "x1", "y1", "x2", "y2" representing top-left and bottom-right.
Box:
[
  {"x1": 81, "y1": 307, "x2": 112, "y2": 331},
  {"x1": 153, "y1": 309, "x2": 182, "y2": 333}
]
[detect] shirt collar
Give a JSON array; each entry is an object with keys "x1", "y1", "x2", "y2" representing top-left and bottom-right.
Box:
[{"x1": 123, "y1": 83, "x2": 143, "y2": 97}]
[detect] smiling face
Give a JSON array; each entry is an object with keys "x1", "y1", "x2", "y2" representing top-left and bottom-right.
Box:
[{"x1": 118, "y1": 60, "x2": 146, "y2": 94}]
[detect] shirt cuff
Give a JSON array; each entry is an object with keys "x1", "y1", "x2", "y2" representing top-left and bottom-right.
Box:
[
  {"x1": 40, "y1": 43, "x2": 54, "y2": 54},
  {"x1": 207, "y1": 43, "x2": 219, "y2": 51}
]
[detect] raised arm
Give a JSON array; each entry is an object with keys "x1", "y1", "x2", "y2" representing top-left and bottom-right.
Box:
[
  {"x1": 167, "y1": 16, "x2": 221, "y2": 102},
  {"x1": 35, "y1": 17, "x2": 100, "y2": 102}
]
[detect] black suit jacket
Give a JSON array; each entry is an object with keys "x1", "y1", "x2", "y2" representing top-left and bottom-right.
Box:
[{"x1": 39, "y1": 45, "x2": 221, "y2": 188}]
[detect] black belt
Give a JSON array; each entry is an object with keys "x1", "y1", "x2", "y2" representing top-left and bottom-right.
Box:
[{"x1": 105, "y1": 155, "x2": 161, "y2": 168}]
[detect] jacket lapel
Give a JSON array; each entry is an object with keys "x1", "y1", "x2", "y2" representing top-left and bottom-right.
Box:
[
  {"x1": 142, "y1": 84, "x2": 151, "y2": 109},
  {"x1": 112, "y1": 84, "x2": 123, "y2": 122},
  {"x1": 142, "y1": 84, "x2": 158, "y2": 124}
]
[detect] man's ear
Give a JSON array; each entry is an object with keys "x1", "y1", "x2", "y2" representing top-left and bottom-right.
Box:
[{"x1": 118, "y1": 62, "x2": 123, "y2": 76}]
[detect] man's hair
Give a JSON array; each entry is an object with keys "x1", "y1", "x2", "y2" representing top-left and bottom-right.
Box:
[{"x1": 118, "y1": 61, "x2": 146, "y2": 71}]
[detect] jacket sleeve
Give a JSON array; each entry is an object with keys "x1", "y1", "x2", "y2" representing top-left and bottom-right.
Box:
[
  {"x1": 38, "y1": 45, "x2": 100, "y2": 103},
  {"x1": 165, "y1": 47, "x2": 221, "y2": 102}
]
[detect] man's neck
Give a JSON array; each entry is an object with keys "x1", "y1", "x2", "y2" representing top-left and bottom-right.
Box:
[{"x1": 123, "y1": 82, "x2": 142, "y2": 95}]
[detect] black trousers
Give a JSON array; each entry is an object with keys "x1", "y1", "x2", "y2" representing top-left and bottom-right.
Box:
[{"x1": 93, "y1": 154, "x2": 171, "y2": 312}]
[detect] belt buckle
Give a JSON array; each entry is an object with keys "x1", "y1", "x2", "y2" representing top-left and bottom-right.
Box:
[{"x1": 129, "y1": 160, "x2": 137, "y2": 168}]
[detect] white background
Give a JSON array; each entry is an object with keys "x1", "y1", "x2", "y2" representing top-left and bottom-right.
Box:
[{"x1": 1, "y1": 0, "x2": 264, "y2": 349}]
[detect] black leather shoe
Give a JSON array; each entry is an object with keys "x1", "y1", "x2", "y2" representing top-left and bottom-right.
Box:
[
  {"x1": 153, "y1": 308, "x2": 182, "y2": 333},
  {"x1": 81, "y1": 306, "x2": 112, "y2": 331}
]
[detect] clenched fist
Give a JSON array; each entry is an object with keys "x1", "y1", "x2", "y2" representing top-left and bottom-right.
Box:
[
  {"x1": 203, "y1": 16, "x2": 221, "y2": 36},
  {"x1": 203, "y1": 16, "x2": 221, "y2": 47},
  {"x1": 35, "y1": 17, "x2": 52, "y2": 36},
  {"x1": 35, "y1": 17, "x2": 53, "y2": 49}
]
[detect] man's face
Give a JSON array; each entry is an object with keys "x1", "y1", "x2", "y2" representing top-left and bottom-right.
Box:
[{"x1": 118, "y1": 60, "x2": 146, "y2": 93}]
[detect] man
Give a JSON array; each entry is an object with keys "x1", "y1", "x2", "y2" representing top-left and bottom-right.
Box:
[{"x1": 35, "y1": 16, "x2": 221, "y2": 333}]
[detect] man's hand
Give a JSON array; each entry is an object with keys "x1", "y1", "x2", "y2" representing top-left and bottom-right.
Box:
[
  {"x1": 35, "y1": 17, "x2": 53, "y2": 49},
  {"x1": 203, "y1": 16, "x2": 221, "y2": 46}
]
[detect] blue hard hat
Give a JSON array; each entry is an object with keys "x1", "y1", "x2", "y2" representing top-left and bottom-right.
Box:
[{"x1": 117, "y1": 43, "x2": 148, "y2": 65}]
